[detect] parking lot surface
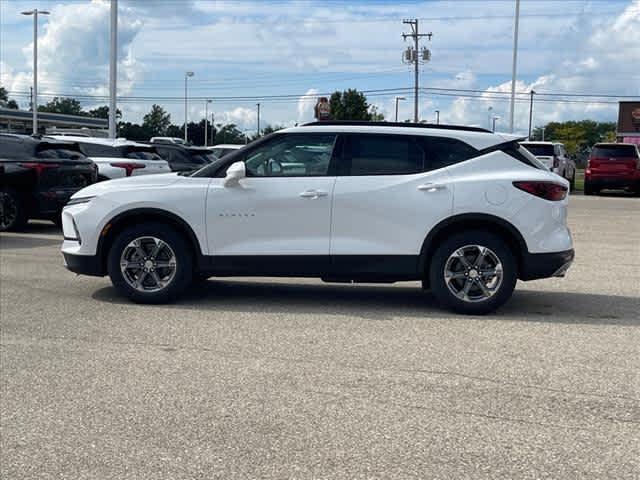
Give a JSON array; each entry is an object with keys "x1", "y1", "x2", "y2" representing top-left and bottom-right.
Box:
[{"x1": 1, "y1": 194, "x2": 639, "y2": 479}]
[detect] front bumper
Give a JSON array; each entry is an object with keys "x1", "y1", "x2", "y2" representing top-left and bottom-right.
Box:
[
  {"x1": 520, "y1": 249, "x2": 575, "y2": 281},
  {"x1": 62, "y1": 251, "x2": 105, "y2": 277}
]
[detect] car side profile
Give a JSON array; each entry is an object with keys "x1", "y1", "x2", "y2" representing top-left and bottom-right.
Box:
[
  {"x1": 47, "y1": 135, "x2": 171, "y2": 181},
  {"x1": 61, "y1": 122, "x2": 574, "y2": 314}
]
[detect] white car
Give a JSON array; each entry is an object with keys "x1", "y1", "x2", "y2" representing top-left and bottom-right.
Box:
[
  {"x1": 61, "y1": 122, "x2": 574, "y2": 314},
  {"x1": 208, "y1": 144, "x2": 243, "y2": 158},
  {"x1": 47, "y1": 136, "x2": 171, "y2": 180},
  {"x1": 520, "y1": 141, "x2": 577, "y2": 190}
]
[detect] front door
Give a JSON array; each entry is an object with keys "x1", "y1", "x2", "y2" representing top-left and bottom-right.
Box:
[{"x1": 206, "y1": 133, "x2": 338, "y2": 263}]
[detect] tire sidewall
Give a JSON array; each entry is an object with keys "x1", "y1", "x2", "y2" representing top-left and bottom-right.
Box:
[
  {"x1": 107, "y1": 223, "x2": 193, "y2": 303},
  {"x1": 0, "y1": 188, "x2": 27, "y2": 232},
  {"x1": 429, "y1": 231, "x2": 517, "y2": 315}
]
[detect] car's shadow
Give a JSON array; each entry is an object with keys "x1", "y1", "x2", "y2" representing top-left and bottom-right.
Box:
[{"x1": 92, "y1": 280, "x2": 640, "y2": 326}]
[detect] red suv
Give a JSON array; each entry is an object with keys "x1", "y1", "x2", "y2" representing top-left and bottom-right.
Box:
[{"x1": 585, "y1": 143, "x2": 640, "y2": 195}]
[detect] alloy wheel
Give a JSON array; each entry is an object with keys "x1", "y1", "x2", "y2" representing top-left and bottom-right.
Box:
[
  {"x1": 444, "y1": 245, "x2": 504, "y2": 303},
  {"x1": 120, "y1": 236, "x2": 177, "y2": 293}
]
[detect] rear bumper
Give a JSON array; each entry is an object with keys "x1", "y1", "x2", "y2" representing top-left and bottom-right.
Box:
[
  {"x1": 585, "y1": 176, "x2": 639, "y2": 189},
  {"x1": 62, "y1": 252, "x2": 105, "y2": 277},
  {"x1": 520, "y1": 249, "x2": 575, "y2": 281}
]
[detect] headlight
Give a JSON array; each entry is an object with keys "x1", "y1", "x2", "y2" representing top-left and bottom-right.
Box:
[{"x1": 66, "y1": 196, "x2": 95, "y2": 206}]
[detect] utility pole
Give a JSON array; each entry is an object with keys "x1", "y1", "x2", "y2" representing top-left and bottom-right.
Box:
[
  {"x1": 435, "y1": 110, "x2": 440, "y2": 125},
  {"x1": 492, "y1": 115, "x2": 500, "y2": 133},
  {"x1": 394, "y1": 96, "x2": 405, "y2": 122},
  {"x1": 21, "y1": 8, "x2": 49, "y2": 135},
  {"x1": 509, "y1": 0, "x2": 520, "y2": 133},
  {"x1": 402, "y1": 19, "x2": 432, "y2": 123},
  {"x1": 29, "y1": 87, "x2": 33, "y2": 111},
  {"x1": 256, "y1": 103, "x2": 261, "y2": 137},
  {"x1": 528, "y1": 90, "x2": 535, "y2": 139},
  {"x1": 184, "y1": 71, "x2": 194, "y2": 142},
  {"x1": 204, "y1": 99, "x2": 212, "y2": 146},
  {"x1": 109, "y1": 0, "x2": 117, "y2": 138}
]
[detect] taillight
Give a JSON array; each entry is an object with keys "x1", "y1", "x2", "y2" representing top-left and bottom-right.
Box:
[
  {"x1": 110, "y1": 162, "x2": 145, "y2": 177},
  {"x1": 19, "y1": 162, "x2": 59, "y2": 177},
  {"x1": 586, "y1": 159, "x2": 592, "y2": 175},
  {"x1": 513, "y1": 181, "x2": 568, "y2": 201}
]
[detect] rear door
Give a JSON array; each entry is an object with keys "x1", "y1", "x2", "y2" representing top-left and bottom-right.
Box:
[{"x1": 330, "y1": 134, "x2": 457, "y2": 260}]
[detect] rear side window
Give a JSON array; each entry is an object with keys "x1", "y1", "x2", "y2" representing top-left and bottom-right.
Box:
[
  {"x1": 79, "y1": 143, "x2": 118, "y2": 157},
  {"x1": 591, "y1": 145, "x2": 638, "y2": 158},
  {"x1": 125, "y1": 147, "x2": 162, "y2": 161},
  {"x1": 345, "y1": 134, "x2": 423, "y2": 175},
  {"x1": 417, "y1": 136, "x2": 478, "y2": 171},
  {"x1": 37, "y1": 148, "x2": 85, "y2": 160}
]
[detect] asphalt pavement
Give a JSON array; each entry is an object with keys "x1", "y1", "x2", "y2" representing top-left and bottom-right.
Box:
[{"x1": 1, "y1": 194, "x2": 639, "y2": 479}]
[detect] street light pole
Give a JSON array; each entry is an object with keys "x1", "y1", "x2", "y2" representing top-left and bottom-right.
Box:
[
  {"x1": 204, "y1": 99, "x2": 212, "y2": 146},
  {"x1": 394, "y1": 96, "x2": 405, "y2": 122},
  {"x1": 184, "y1": 71, "x2": 194, "y2": 143},
  {"x1": 488, "y1": 106, "x2": 493, "y2": 130},
  {"x1": 108, "y1": 0, "x2": 117, "y2": 138},
  {"x1": 435, "y1": 109, "x2": 440, "y2": 125},
  {"x1": 509, "y1": 0, "x2": 520, "y2": 133},
  {"x1": 528, "y1": 90, "x2": 535, "y2": 139},
  {"x1": 256, "y1": 103, "x2": 260, "y2": 137},
  {"x1": 21, "y1": 9, "x2": 49, "y2": 135}
]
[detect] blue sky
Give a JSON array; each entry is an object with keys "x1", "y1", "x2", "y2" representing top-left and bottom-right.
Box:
[{"x1": 1, "y1": 0, "x2": 639, "y2": 134}]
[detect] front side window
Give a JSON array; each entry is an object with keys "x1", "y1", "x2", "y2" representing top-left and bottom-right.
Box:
[
  {"x1": 244, "y1": 134, "x2": 336, "y2": 177},
  {"x1": 345, "y1": 134, "x2": 423, "y2": 175}
]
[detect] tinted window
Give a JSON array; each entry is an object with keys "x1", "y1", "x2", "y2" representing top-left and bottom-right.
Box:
[
  {"x1": 521, "y1": 144, "x2": 555, "y2": 156},
  {"x1": 36, "y1": 148, "x2": 85, "y2": 160},
  {"x1": 418, "y1": 136, "x2": 478, "y2": 171},
  {"x1": 244, "y1": 134, "x2": 336, "y2": 177},
  {"x1": 78, "y1": 143, "x2": 118, "y2": 157},
  {"x1": 125, "y1": 150, "x2": 162, "y2": 160},
  {"x1": 188, "y1": 151, "x2": 217, "y2": 165},
  {"x1": 346, "y1": 135, "x2": 422, "y2": 175},
  {"x1": 591, "y1": 145, "x2": 638, "y2": 158}
]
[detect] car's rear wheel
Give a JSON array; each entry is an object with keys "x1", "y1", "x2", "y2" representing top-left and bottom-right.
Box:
[
  {"x1": 428, "y1": 231, "x2": 517, "y2": 315},
  {"x1": 0, "y1": 188, "x2": 28, "y2": 232},
  {"x1": 569, "y1": 172, "x2": 576, "y2": 192},
  {"x1": 584, "y1": 182, "x2": 596, "y2": 196},
  {"x1": 107, "y1": 223, "x2": 193, "y2": 303}
]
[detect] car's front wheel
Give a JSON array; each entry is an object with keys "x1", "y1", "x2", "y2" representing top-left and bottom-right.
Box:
[
  {"x1": 107, "y1": 223, "x2": 193, "y2": 303},
  {"x1": 428, "y1": 231, "x2": 517, "y2": 315}
]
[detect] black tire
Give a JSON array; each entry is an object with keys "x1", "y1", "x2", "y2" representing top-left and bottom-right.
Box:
[
  {"x1": 584, "y1": 182, "x2": 595, "y2": 196},
  {"x1": 107, "y1": 222, "x2": 193, "y2": 304},
  {"x1": 569, "y1": 172, "x2": 576, "y2": 192},
  {"x1": 0, "y1": 188, "x2": 28, "y2": 232},
  {"x1": 428, "y1": 231, "x2": 517, "y2": 315}
]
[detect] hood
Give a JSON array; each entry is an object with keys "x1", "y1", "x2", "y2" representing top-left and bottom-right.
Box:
[{"x1": 71, "y1": 172, "x2": 180, "y2": 199}]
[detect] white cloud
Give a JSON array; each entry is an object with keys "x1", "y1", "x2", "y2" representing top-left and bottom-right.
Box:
[{"x1": 297, "y1": 88, "x2": 319, "y2": 123}]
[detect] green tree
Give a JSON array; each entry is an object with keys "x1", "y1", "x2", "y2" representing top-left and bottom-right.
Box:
[
  {"x1": 0, "y1": 87, "x2": 19, "y2": 109},
  {"x1": 38, "y1": 97, "x2": 84, "y2": 115},
  {"x1": 88, "y1": 105, "x2": 122, "y2": 120},
  {"x1": 329, "y1": 89, "x2": 371, "y2": 121},
  {"x1": 142, "y1": 104, "x2": 171, "y2": 137},
  {"x1": 117, "y1": 122, "x2": 151, "y2": 141},
  {"x1": 214, "y1": 123, "x2": 247, "y2": 145},
  {"x1": 369, "y1": 105, "x2": 385, "y2": 121}
]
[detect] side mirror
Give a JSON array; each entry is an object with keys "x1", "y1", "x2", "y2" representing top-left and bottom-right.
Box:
[{"x1": 223, "y1": 161, "x2": 246, "y2": 187}]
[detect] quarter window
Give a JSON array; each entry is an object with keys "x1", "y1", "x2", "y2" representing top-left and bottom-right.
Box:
[{"x1": 244, "y1": 134, "x2": 336, "y2": 177}]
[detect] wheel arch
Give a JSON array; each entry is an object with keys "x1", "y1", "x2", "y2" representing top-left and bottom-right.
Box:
[
  {"x1": 96, "y1": 208, "x2": 205, "y2": 275},
  {"x1": 419, "y1": 213, "x2": 528, "y2": 284}
]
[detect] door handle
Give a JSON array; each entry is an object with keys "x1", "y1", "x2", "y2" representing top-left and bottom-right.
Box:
[
  {"x1": 299, "y1": 189, "x2": 328, "y2": 199},
  {"x1": 418, "y1": 183, "x2": 447, "y2": 192}
]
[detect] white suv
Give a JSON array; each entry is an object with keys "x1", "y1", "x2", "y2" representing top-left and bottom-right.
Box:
[{"x1": 61, "y1": 122, "x2": 574, "y2": 314}]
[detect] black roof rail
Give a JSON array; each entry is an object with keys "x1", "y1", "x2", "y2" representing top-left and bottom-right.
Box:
[{"x1": 301, "y1": 121, "x2": 492, "y2": 133}]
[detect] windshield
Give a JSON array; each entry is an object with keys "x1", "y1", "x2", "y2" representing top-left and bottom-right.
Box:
[
  {"x1": 521, "y1": 143, "x2": 554, "y2": 157},
  {"x1": 189, "y1": 151, "x2": 217, "y2": 164}
]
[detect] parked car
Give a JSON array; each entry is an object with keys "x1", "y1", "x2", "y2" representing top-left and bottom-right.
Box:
[
  {"x1": 47, "y1": 136, "x2": 171, "y2": 180},
  {"x1": 151, "y1": 143, "x2": 218, "y2": 173},
  {"x1": 208, "y1": 144, "x2": 243, "y2": 158},
  {"x1": 1, "y1": 133, "x2": 98, "y2": 231},
  {"x1": 585, "y1": 143, "x2": 640, "y2": 195},
  {"x1": 520, "y1": 141, "x2": 576, "y2": 190},
  {"x1": 61, "y1": 121, "x2": 574, "y2": 315},
  {"x1": 149, "y1": 137, "x2": 187, "y2": 146}
]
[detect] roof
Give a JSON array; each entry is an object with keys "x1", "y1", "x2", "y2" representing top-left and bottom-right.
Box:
[
  {"x1": 281, "y1": 123, "x2": 511, "y2": 150},
  {"x1": 211, "y1": 144, "x2": 243, "y2": 149},
  {"x1": 46, "y1": 135, "x2": 151, "y2": 148},
  {"x1": 520, "y1": 141, "x2": 561, "y2": 145}
]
